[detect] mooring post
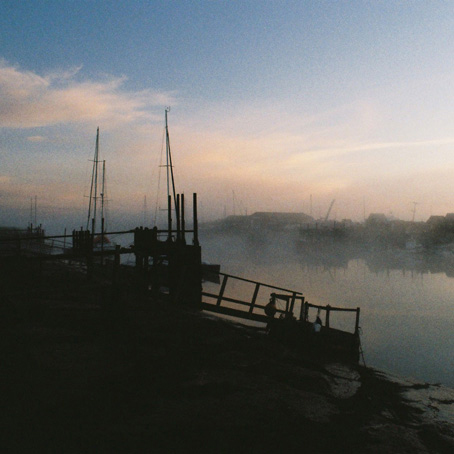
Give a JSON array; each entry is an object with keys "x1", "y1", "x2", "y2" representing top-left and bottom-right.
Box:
[
  {"x1": 101, "y1": 217, "x2": 105, "y2": 265},
  {"x1": 193, "y1": 192, "x2": 199, "y2": 246},
  {"x1": 299, "y1": 296, "x2": 306, "y2": 321},
  {"x1": 167, "y1": 195, "x2": 172, "y2": 241},
  {"x1": 87, "y1": 230, "x2": 94, "y2": 281},
  {"x1": 355, "y1": 307, "x2": 361, "y2": 334},
  {"x1": 290, "y1": 292, "x2": 296, "y2": 314},
  {"x1": 112, "y1": 244, "x2": 120, "y2": 286},
  {"x1": 176, "y1": 194, "x2": 181, "y2": 242},
  {"x1": 181, "y1": 193, "x2": 186, "y2": 244},
  {"x1": 325, "y1": 304, "x2": 331, "y2": 328}
]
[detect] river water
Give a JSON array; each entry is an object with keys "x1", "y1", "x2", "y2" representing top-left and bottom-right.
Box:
[{"x1": 200, "y1": 230, "x2": 454, "y2": 389}]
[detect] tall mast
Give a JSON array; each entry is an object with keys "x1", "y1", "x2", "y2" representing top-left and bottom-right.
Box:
[
  {"x1": 165, "y1": 108, "x2": 177, "y2": 215},
  {"x1": 101, "y1": 159, "x2": 106, "y2": 233},
  {"x1": 165, "y1": 108, "x2": 170, "y2": 203},
  {"x1": 87, "y1": 127, "x2": 100, "y2": 234}
]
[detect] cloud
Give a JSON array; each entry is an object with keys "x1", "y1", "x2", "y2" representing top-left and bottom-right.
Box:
[
  {"x1": 0, "y1": 61, "x2": 176, "y2": 129},
  {"x1": 27, "y1": 135, "x2": 47, "y2": 142}
]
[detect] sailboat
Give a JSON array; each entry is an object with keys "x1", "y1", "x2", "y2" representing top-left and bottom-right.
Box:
[
  {"x1": 153, "y1": 107, "x2": 179, "y2": 238},
  {"x1": 86, "y1": 127, "x2": 113, "y2": 252}
]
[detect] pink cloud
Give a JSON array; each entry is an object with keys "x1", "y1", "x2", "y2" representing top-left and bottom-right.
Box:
[{"x1": 0, "y1": 61, "x2": 176, "y2": 129}]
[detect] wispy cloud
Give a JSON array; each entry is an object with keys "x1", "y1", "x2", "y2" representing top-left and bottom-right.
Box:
[
  {"x1": 0, "y1": 61, "x2": 176, "y2": 129},
  {"x1": 27, "y1": 135, "x2": 47, "y2": 142}
]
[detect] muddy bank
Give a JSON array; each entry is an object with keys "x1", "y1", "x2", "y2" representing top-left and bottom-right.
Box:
[{"x1": 1, "y1": 262, "x2": 453, "y2": 453}]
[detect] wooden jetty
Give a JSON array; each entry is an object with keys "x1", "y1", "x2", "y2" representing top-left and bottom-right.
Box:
[
  {"x1": 0, "y1": 192, "x2": 361, "y2": 362},
  {"x1": 201, "y1": 273, "x2": 361, "y2": 363}
]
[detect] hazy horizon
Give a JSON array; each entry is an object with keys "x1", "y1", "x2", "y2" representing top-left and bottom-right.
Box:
[{"x1": 3, "y1": 2, "x2": 454, "y2": 232}]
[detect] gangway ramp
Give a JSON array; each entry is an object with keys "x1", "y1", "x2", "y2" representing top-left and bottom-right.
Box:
[{"x1": 201, "y1": 272, "x2": 304, "y2": 323}]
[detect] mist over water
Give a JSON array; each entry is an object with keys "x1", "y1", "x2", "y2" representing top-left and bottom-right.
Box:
[{"x1": 201, "y1": 230, "x2": 454, "y2": 388}]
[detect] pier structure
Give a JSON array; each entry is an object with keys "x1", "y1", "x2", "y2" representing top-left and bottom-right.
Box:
[{"x1": 133, "y1": 193, "x2": 201, "y2": 307}]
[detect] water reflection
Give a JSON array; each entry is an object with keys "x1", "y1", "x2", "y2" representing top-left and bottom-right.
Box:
[{"x1": 201, "y1": 231, "x2": 454, "y2": 388}]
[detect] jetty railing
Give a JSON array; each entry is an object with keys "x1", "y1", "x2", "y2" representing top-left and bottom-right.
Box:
[
  {"x1": 201, "y1": 272, "x2": 303, "y2": 323},
  {"x1": 202, "y1": 273, "x2": 360, "y2": 335},
  {"x1": 303, "y1": 302, "x2": 360, "y2": 334}
]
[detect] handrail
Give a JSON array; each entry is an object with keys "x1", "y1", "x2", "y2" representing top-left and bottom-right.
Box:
[
  {"x1": 305, "y1": 302, "x2": 359, "y2": 312},
  {"x1": 303, "y1": 301, "x2": 360, "y2": 334},
  {"x1": 202, "y1": 272, "x2": 303, "y2": 323},
  {"x1": 0, "y1": 228, "x2": 195, "y2": 242},
  {"x1": 218, "y1": 272, "x2": 303, "y2": 295},
  {"x1": 202, "y1": 273, "x2": 360, "y2": 335}
]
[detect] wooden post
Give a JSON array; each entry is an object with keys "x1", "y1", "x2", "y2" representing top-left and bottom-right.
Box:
[
  {"x1": 112, "y1": 244, "x2": 120, "y2": 286},
  {"x1": 304, "y1": 301, "x2": 309, "y2": 321},
  {"x1": 325, "y1": 305, "x2": 331, "y2": 328},
  {"x1": 355, "y1": 307, "x2": 360, "y2": 334},
  {"x1": 176, "y1": 194, "x2": 181, "y2": 242},
  {"x1": 167, "y1": 195, "x2": 172, "y2": 241},
  {"x1": 101, "y1": 217, "x2": 105, "y2": 265},
  {"x1": 193, "y1": 193, "x2": 199, "y2": 246},
  {"x1": 86, "y1": 231, "x2": 93, "y2": 281},
  {"x1": 289, "y1": 292, "x2": 296, "y2": 314},
  {"x1": 216, "y1": 274, "x2": 228, "y2": 306},
  {"x1": 299, "y1": 297, "x2": 305, "y2": 321},
  {"x1": 249, "y1": 283, "x2": 260, "y2": 314},
  {"x1": 181, "y1": 193, "x2": 186, "y2": 244}
]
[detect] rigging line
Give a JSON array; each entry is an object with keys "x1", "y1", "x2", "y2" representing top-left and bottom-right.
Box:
[
  {"x1": 92, "y1": 128, "x2": 100, "y2": 235},
  {"x1": 164, "y1": 107, "x2": 177, "y2": 218},
  {"x1": 167, "y1": 127, "x2": 178, "y2": 218},
  {"x1": 153, "y1": 126, "x2": 166, "y2": 225}
]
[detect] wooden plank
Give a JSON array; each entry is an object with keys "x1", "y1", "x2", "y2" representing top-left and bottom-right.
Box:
[
  {"x1": 216, "y1": 275, "x2": 228, "y2": 306},
  {"x1": 201, "y1": 302, "x2": 268, "y2": 323},
  {"x1": 306, "y1": 303, "x2": 359, "y2": 313},
  {"x1": 218, "y1": 272, "x2": 302, "y2": 295},
  {"x1": 248, "y1": 283, "x2": 260, "y2": 314},
  {"x1": 204, "y1": 293, "x2": 265, "y2": 310}
]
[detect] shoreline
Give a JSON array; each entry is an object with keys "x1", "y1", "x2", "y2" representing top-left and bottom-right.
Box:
[{"x1": 1, "y1": 261, "x2": 453, "y2": 453}]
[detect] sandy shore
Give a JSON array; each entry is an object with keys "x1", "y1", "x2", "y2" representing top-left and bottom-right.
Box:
[{"x1": 1, "y1": 261, "x2": 453, "y2": 453}]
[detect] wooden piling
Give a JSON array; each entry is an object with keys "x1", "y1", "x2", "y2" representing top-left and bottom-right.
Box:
[
  {"x1": 181, "y1": 193, "x2": 186, "y2": 244},
  {"x1": 176, "y1": 194, "x2": 181, "y2": 242},
  {"x1": 167, "y1": 195, "x2": 172, "y2": 241},
  {"x1": 193, "y1": 193, "x2": 199, "y2": 246},
  {"x1": 355, "y1": 307, "x2": 361, "y2": 334},
  {"x1": 325, "y1": 305, "x2": 331, "y2": 328}
]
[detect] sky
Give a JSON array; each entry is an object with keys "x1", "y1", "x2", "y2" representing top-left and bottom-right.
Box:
[{"x1": 2, "y1": 1, "x2": 454, "y2": 232}]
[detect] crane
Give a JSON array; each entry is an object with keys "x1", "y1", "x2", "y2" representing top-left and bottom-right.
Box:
[{"x1": 324, "y1": 199, "x2": 336, "y2": 222}]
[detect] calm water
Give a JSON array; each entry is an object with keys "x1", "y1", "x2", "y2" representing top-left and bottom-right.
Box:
[{"x1": 201, "y1": 231, "x2": 454, "y2": 388}]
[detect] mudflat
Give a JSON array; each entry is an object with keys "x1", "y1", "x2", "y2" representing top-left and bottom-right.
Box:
[{"x1": 1, "y1": 261, "x2": 453, "y2": 453}]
